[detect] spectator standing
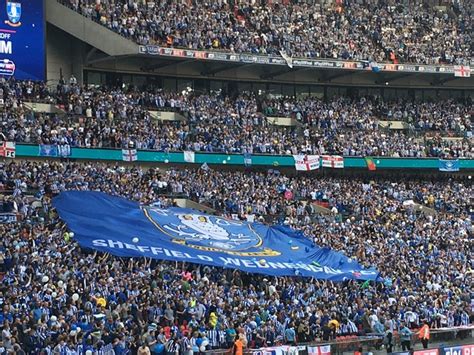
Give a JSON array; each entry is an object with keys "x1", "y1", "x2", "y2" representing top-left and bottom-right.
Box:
[
  {"x1": 399, "y1": 322, "x2": 413, "y2": 351},
  {"x1": 418, "y1": 321, "x2": 430, "y2": 349}
]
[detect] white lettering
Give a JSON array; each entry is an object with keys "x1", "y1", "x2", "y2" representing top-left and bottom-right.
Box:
[
  {"x1": 307, "y1": 264, "x2": 323, "y2": 273},
  {"x1": 267, "y1": 262, "x2": 287, "y2": 269},
  {"x1": 136, "y1": 245, "x2": 150, "y2": 253},
  {"x1": 294, "y1": 262, "x2": 311, "y2": 271},
  {"x1": 241, "y1": 259, "x2": 256, "y2": 268},
  {"x1": 92, "y1": 239, "x2": 107, "y2": 247},
  {"x1": 197, "y1": 255, "x2": 213, "y2": 261},
  {"x1": 150, "y1": 247, "x2": 163, "y2": 255},
  {"x1": 323, "y1": 266, "x2": 342, "y2": 274},
  {"x1": 170, "y1": 250, "x2": 186, "y2": 258},
  {"x1": 108, "y1": 240, "x2": 124, "y2": 249},
  {"x1": 124, "y1": 243, "x2": 138, "y2": 251},
  {"x1": 219, "y1": 257, "x2": 241, "y2": 266},
  {"x1": 0, "y1": 41, "x2": 12, "y2": 54}
]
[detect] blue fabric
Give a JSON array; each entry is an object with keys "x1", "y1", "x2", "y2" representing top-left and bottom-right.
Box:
[
  {"x1": 243, "y1": 153, "x2": 252, "y2": 167},
  {"x1": 53, "y1": 191, "x2": 380, "y2": 281},
  {"x1": 438, "y1": 159, "x2": 460, "y2": 172},
  {"x1": 39, "y1": 144, "x2": 58, "y2": 157}
]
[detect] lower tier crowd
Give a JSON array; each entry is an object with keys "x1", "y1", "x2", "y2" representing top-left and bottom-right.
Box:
[{"x1": 0, "y1": 160, "x2": 472, "y2": 354}]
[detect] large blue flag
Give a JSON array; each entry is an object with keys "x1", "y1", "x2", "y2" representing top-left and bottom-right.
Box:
[{"x1": 53, "y1": 191, "x2": 380, "y2": 281}]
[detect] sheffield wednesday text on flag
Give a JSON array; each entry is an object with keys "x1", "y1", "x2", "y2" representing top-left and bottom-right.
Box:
[{"x1": 53, "y1": 191, "x2": 379, "y2": 281}]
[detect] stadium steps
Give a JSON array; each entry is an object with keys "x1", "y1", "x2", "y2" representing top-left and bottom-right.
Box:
[
  {"x1": 413, "y1": 203, "x2": 437, "y2": 216},
  {"x1": 23, "y1": 102, "x2": 66, "y2": 115},
  {"x1": 46, "y1": 0, "x2": 139, "y2": 57},
  {"x1": 403, "y1": 200, "x2": 437, "y2": 216},
  {"x1": 149, "y1": 111, "x2": 186, "y2": 122},
  {"x1": 310, "y1": 201, "x2": 332, "y2": 215},
  {"x1": 378, "y1": 120, "x2": 409, "y2": 130},
  {"x1": 266, "y1": 116, "x2": 302, "y2": 127},
  {"x1": 173, "y1": 198, "x2": 216, "y2": 214}
]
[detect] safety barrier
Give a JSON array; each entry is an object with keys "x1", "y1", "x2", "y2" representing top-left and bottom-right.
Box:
[
  {"x1": 203, "y1": 326, "x2": 473, "y2": 355},
  {"x1": 12, "y1": 144, "x2": 474, "y2": 170}
]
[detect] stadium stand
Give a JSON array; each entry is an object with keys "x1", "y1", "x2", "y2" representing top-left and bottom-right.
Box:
[
  {"x1": 0, "y1": 0, "x2": 472, "y2": 354},
  {"x1": 0, "y1": 79, "x2": 472, "y2": 157},
  {"x1": 0, "y1": 162, "x2": 472, "y2": 354},
  {"x1": 59, "y1": 0, "x2": 472, "y2": 64}
]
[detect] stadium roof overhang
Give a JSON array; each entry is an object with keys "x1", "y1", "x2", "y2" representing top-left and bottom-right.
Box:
[{"x1": 84, "y1": 53, "x2": 474, "y2": 90}]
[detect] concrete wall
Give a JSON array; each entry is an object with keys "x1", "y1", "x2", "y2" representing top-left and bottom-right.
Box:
[
  {"x1": 46, "y1": 24, "x2": 86, "y2": 84},
  {"x1": 267, "y1": 116, "x2": 298, "y2": 127},
  {"x1": 45, "y1": 0, "x2": 138, "y2": 57},
  {"x1": 24, "y1": 101, "x2": 66, "y2": 114},
  {"x1": 378, "y1": 121, "x2": 409, "y2": 130},
  {"x1": 149, "y1": 111, "x2": 186, "y2": 121}
]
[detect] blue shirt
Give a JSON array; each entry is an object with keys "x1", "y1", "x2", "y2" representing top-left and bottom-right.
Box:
[
  {"x1": 399, "y1": 327, "x2": 412, "y2": 341},
  {"x1": 284, "y1": 328, "x2": 296, "y2": 342}
]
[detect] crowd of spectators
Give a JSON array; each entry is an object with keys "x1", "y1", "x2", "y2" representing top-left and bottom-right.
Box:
[
  {"x1": 1, "y1": 78, "x2": 472, "y2": 158},
  {"x1": 59, "y1": 0, "x2": 473, "y2": 65},
  {"x1": 0, "y1": 161, "x2": 472, "y2": 354}
]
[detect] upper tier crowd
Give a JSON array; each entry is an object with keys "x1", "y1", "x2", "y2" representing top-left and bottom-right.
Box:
[
  {"x1": 0, "y1": 160, "x2": 472, "y2": 354},
  {"x1": 1, "y1": 79, "x2": 472, "y2": 158},
  {"x1": 59, "y1": 0, "x2": 473, "y2": 65}
]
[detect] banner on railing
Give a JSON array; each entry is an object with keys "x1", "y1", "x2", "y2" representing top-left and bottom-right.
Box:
[
  {"x1": 461, "y1": 344, "x2": 474, "y2": 355},
  {"x1": 293, "y1": 155, "x2": 320, "y2": 171},
  {"x1": 39, "y1": 144, "x2": 71, "y2": 158},
  {"x1": 414, "y1": 350, "x2": 439, "y2": 355},
  {"x1": 0, "y1": 141, "x2": 15, "y2": 158},
  {"x1": 322, "y1": 155, "x2": 344, "y2": 169},
  {"x1": 395, "y1": 344, "x2": 474, "y2": 355},
  {"x1": 307, "y1": 345, "x2": 331, "y2": 355},
  {"x1": 184, "y1": 151, "x2": 195, "y2": 163},
  {"x1": 441, "y1": 346, "x2": 462, "y2": 355},
  {"x1": 251, "y1": 345, "x2": 327, "y2": 355},
  {"x1": 0, "y1": 213, "x2": 17, "y2": 224},
  {"x1": 439, "y1": 159, "x2": 460, "y2": 172},
  {"x1": 138, "y1": 46, "x2": 468, "y2": 75}
]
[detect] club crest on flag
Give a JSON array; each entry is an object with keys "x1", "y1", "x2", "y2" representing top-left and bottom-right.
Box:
[
  {"x1": 142, "y1": 207, "x2": 280, "y2": 256},
  {"x1": 438, "y1": 159, "x2": 460, "y2": 172},
  {"x1": 5, "y1": 1, "x2": 22, "y2": 27}
]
